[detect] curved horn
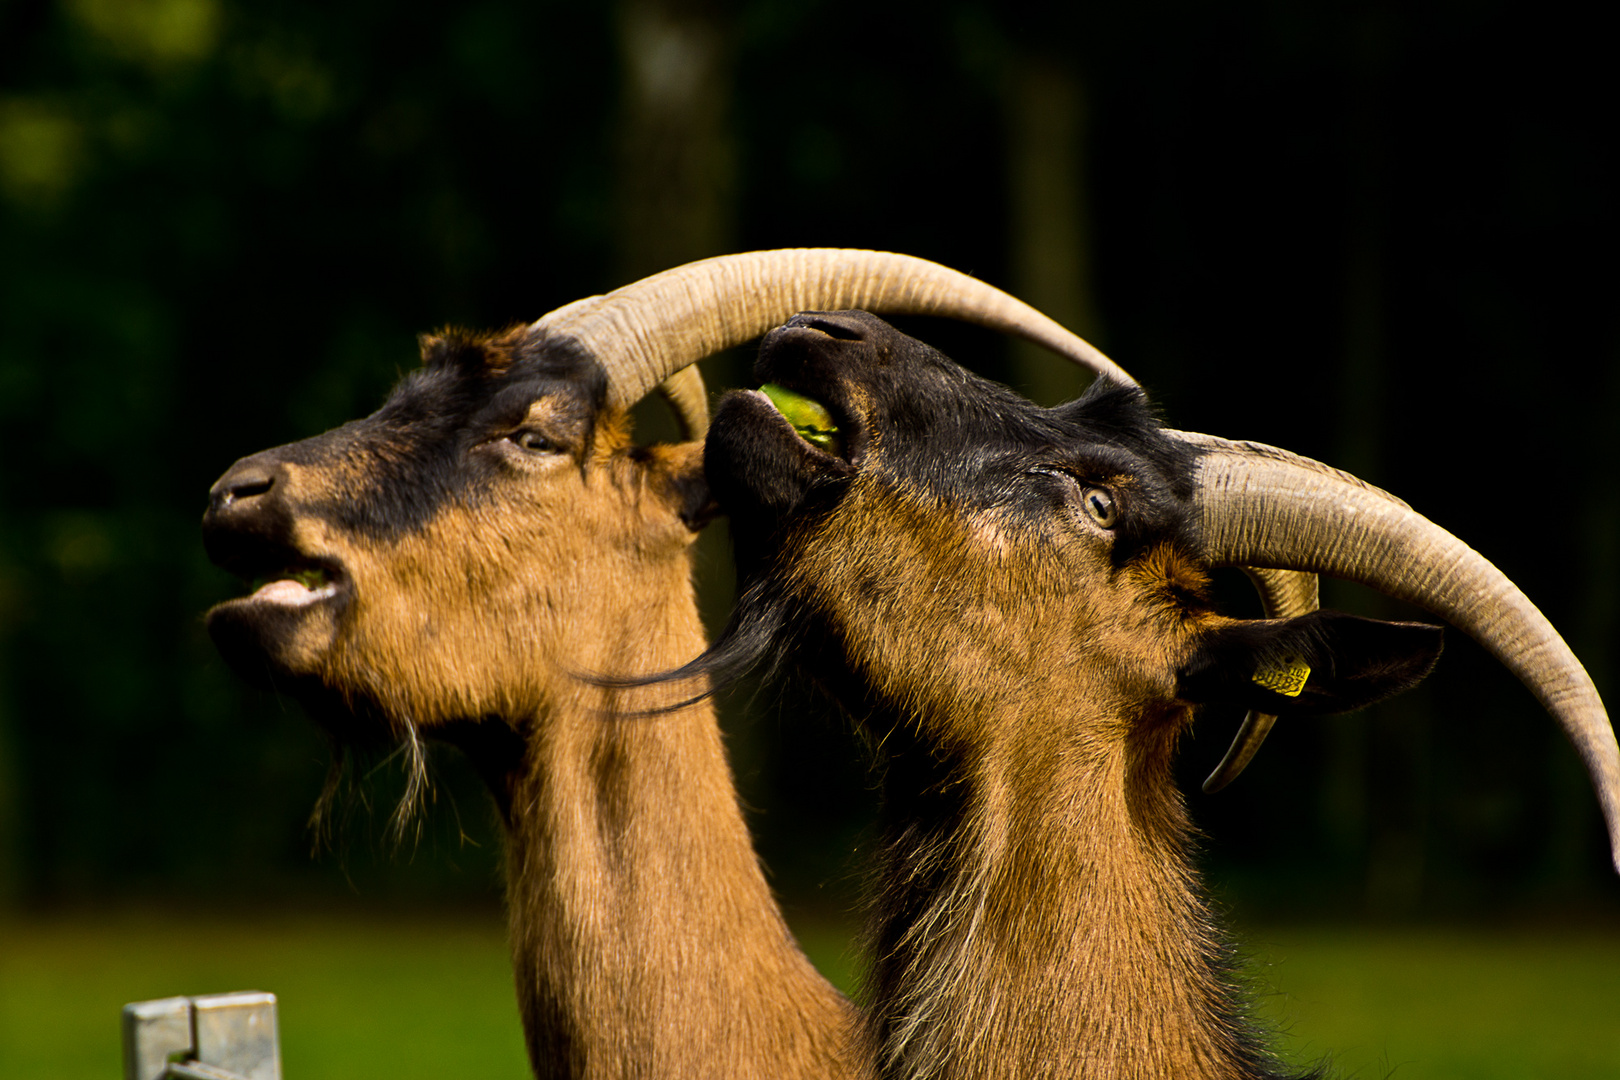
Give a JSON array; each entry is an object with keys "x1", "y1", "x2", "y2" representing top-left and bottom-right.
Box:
[
  {"x1": 657, "y1": 366, "x2": 710, "y2": 440},
  {"x1": 542, "y1": 251, "x2": 1318, "y2": 764},
  {"x1": 1179, "y1": 430, "x2": 1620, "y2": 873},
  {"x1": 1201, "y1": 566, "x2": 1320, "y2": 793},
  {"x1": 531, "y1": 249, "x2": 1135, "y2": 419}
]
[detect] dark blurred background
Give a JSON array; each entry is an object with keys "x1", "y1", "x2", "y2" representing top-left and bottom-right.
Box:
[{"x1": 1, "y1": 0, "x2": 1616, "y2": 929}]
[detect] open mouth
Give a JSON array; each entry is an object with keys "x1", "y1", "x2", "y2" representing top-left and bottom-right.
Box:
[
  {"x1": 760, "y1": 382, "x2": 846, "y2": 459},
  {"x1": 241, "y1": 563, "x2": 342, "y2": 607},
  {"x1": 202, "y1": 492, "x2": 349, "y2": 614},
  {"x1": 745, "y1": 315, "x2": 871, "y2": 469},
  {"x1": 204, "y1": 553, "x2": 346, "y2": 689}
]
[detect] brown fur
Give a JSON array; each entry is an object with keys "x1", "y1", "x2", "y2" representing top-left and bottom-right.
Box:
[
  {"x1": 698, "y1": 312, "x2": 1436, "y2": 1077},
  {"x1": 695, "y1": 333, "x2": 1297, "y2": 1077},
  {"x1": 204, "y1": 331, "x2": 866, "y2": 1080},
  {"x1": 786, "y1": 480, "x2": 1273, "y2": 1079}
]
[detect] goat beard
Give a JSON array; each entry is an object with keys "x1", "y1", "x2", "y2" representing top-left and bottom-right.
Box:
[{"x1": 291, "y1": 692, "x2": 437, "y2": 853}]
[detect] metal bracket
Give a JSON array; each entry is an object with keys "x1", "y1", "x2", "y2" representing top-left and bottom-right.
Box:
[
  {"x1": 164, "y1": 1062, "x2": 257, "y2": 1080},
  {"x1": 122, "y1": 991, "x2": 281, "y2": 1080}
]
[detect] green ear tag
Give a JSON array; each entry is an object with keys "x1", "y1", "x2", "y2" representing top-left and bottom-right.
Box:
[{"x1": 1252, "y1": 657, "x2": 1310, "y2": 697}]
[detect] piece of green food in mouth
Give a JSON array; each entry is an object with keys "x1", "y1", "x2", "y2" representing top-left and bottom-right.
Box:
[{"x1": 761, "y1": 383, "x2": 843, "y2": 455}]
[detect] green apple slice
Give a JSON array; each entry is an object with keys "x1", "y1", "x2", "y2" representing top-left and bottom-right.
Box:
[{"x1": 761, "y1": 383, "x2": 843, "y2": 455}]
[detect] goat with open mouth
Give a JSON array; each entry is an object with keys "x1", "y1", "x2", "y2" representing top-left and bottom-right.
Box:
[
  {"x1": 681, "y1": 310, "x2": 1620, "y2": 1080},
  {"x1": 200, "y1": 250, "x2": 1152, "y2": 1080}
]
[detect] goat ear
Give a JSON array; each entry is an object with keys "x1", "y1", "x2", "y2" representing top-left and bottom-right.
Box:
[
  {"x1": 647, "y1": 441, "x2": 717, "y2": 532},
  {"x1": 1176, "y1": 610, "x2": 1444, "y2": 717}
]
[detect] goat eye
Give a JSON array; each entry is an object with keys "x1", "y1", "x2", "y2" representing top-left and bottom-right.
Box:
[
  {"x1": 512, "y1": 430, "x2": 558, "y2": 454},
  {"x1": 1082, "y1": 487, "x2": 1117, "y2": 528}
]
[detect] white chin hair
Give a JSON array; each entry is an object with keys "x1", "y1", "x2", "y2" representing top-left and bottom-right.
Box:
[{"x1": 252, "y1": 579, "x2": 334, "y2": 606}]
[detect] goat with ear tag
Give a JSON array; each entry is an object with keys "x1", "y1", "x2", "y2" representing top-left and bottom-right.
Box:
[{"x1": 689, "y1": 309, "x2": 1619, "y2": 1080}]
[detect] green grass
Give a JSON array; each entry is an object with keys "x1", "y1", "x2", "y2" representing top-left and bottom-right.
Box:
[
  {"x1": 4, "y1": 913, "x2": 1619, "y2": 1078},
  {"x1": 1243, "y1": 926, "x2": 1620, "y2": 1079},
  {"x1": 0, "y1": 910, "x2": 530, "y2": 1080}
]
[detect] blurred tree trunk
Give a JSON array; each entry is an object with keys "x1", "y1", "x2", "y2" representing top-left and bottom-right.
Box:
[
  {"x1": 615, "y1": 0, "x2": 734, "y2": 284},
  {"x1": 1005, "y1": 56, "x2": 1103, "y2": 406},
  {"x1": 614, "y1": 0, "x2": 735, "y2": 452}
]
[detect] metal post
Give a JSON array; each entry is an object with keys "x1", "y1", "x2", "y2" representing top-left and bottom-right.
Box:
[{"x1": 122, "y1": 991, "x2": 281, "y2": 1080}]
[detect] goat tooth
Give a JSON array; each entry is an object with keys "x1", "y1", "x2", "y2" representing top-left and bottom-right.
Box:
[{"x1": 251, "y1": 579, "x2": 330, "y2": 605}]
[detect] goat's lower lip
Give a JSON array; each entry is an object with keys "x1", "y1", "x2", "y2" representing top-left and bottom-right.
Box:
[{"x1": 206, "y1": 569, "x2": 346, "y2": 690}]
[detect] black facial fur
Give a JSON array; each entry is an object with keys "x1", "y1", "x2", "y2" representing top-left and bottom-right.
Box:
[
  {"x1": 205, "y1": 328, "x2": 608, "y2": 559},
  {"x1": 709, "y1": 312, "x2": 1199, "y2": 561},
  {"x1": 692, "y1": 311, "x2": 1203, "y2": 690}
]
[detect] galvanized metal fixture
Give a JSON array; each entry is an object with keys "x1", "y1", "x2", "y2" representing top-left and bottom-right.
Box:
[{"x1": 122, "y1": 991, "x2": 281, "y2": 1080}]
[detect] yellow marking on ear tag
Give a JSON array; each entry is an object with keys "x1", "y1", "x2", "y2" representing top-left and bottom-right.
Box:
[{"x1": 1252, "y1": 657, "x2": 1310, "y2": 697}]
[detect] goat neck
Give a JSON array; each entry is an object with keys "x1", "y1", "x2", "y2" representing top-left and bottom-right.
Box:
[
  {"x1": 871, "y1": 715, "x2": 1255, "y2": 1079},
  {"x1": 500, "y1": 549, "x2": 858, "y2": 1078},
  {"x1": 785, "y1": 485, "x2": 1278, "y2": 1080}
]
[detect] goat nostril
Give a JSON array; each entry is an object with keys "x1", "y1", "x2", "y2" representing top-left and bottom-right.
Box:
[
  {"x1": 792, "y1": 314, "x2": 867, "y2": 342},
  {"x1": 212, "y1": 470, "x2": 274, "y2": 511}
]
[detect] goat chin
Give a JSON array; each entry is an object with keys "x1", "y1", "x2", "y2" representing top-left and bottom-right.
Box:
[{"x1": 206, "y1": 591, "x2": 341, "y2": 691}]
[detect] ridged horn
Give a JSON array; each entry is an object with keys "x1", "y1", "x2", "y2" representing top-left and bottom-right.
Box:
[
  {"x1": 530, "y1": 249, "x2": 1135, "y2": 428},
  {"x1": 1179, "y1": 430, "x2": 1620, "y2": 873},
  {"x1": 657, "y1": 366, "x2": 710, "y2": 441},
  {"x1": 1201, "y1": 566, "x2": 1320, "y2": 793},
  {"x1": 537, "y1": 250, "x2": 1320, "y2": 777}
]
